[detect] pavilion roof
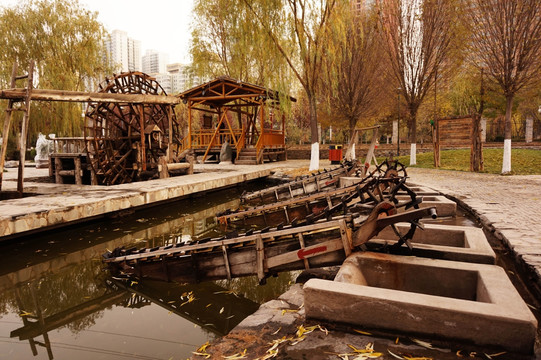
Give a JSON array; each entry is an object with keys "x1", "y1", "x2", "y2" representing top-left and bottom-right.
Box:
[{"x1": 178, "y1": 76, "x2": 295, "y2": 108}]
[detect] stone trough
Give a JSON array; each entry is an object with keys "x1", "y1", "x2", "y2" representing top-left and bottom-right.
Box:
[
  {"x1": 304, "y1": 252, "x2": 537, "y2": 354},
  {"x1": 369, "y1": 223, "x2": 496, "y2": 264}
]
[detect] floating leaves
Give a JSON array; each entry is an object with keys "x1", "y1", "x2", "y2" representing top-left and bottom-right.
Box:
[
  {"x1": 387, "y1": 349, "x2": 433, "y2": 360},
  {"x1": 180, "y1": 291, "x2": 196, "y2": 306},
  {"x1": 410, "y1": 338, "x2": 433, "y2": 349},
  {"x1": 336, "y1": 343, "x2": 383, "y2": 359},
  {"x1": 353, "y1": 329, "x2": 372, "y2": 336}
]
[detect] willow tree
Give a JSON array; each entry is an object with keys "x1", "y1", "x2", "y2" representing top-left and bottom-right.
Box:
[
  {"x1": 0, "y1": 0, "x2": 110, "y2": 144},
  {"x1": 244, "y1": 0, "x2": 338, "y2": 170},
  {"x1": 191, "y1": 0, "x2": 289, "y2": 86},
  {"x1": 319, "y1": 3, "x2": 385, "y2": 154},
  {"x1": 465, "y1": 0, "x2": 541, "y2": 174},
  {"x1": 379, "y1": 0, "x2": 457, "y2": 165}
]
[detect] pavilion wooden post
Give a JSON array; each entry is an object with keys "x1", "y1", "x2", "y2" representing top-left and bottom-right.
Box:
[
  {"x1": 0, "y1": 63, "x2": 18, "y2": 191},
  {"x1": 17, "y1": 60, "x2": 35, "y2": 196},
  {"x1": 188, "y1": 103, "x2": 192, "y2": 149}
]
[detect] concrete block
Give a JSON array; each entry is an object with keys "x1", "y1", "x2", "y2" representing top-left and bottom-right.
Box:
[
  {"x1": 396, "y1": 195, "x2": 456, "y2": 217},
  {"x1": 402, "y1": 185, "x2": 441, "y2": 196},
  {"x1": 371, "y1": 223, "x2": 495, "y2": 264},
  {"x1": 339, "y1": 176, "x2": 362, "y2": 188},
  {"x1": 304, "y1": 253, "x2": 537, "y2": 354}
]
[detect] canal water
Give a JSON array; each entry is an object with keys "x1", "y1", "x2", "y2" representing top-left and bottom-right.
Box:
[{"x1": 0, "y1": 186, "x2": 297, "y2": 360}]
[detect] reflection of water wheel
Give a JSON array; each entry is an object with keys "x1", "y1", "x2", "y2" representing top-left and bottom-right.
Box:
[{"x1": 84, "y1": 72, "x2": 180, "y2": 185}]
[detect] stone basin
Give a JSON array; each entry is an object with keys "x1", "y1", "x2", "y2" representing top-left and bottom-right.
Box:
[
  {"x1": 370, "y1": 223, "x2": 495, "y2": 264},
  {"x1": 304, "y1": 252, "x2": 537, "y2": 354}
]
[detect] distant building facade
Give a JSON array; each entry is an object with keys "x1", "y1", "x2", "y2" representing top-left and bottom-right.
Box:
[
  {"x1": 105, "y1": 30, "x2": 141, "y2": 72},
  {"x1": 142, "y1": 49, "x2": 169, "y2": 75}
]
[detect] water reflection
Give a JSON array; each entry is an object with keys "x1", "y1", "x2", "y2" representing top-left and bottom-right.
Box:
[{"x1": 0, "y1": 185, "x2": 294, "y2": 360}]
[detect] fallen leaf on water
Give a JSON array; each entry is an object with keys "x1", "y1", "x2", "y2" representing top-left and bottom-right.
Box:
[
  {"x1": 19, "y1": 311, "x2": 35, "y2": 317},
  {"x1": 219, "y1": 307, "x2": 224, "y2": 314},
  {"x1": 353, "y1": 329, "x2": 372, "y2": 336},
  {"x1": 387, "y1": 349, "x2": 405, "y2": 359},
  {"x1": 271, "y1": 327, "x2": 281, "y2": 335},
  {"x1": 410, "y1": 338, "x2": 434, "y2": 349},
  {"x1": 485, "y1": 352, "x2": 506, "y2": 358},
  {"x1": 206, "y1": 303, "x2": 212, "y2": 308}
]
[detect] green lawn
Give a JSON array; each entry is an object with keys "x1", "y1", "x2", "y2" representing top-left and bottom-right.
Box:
[{"x1": 387, "y1": 148, "x2": 541, "y2": 175}]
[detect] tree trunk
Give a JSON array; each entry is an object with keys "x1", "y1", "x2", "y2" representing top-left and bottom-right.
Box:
[
  {"x1": 308, "y1": 94, "x2": 319, "y2": 171},
  {"x1": 502, "y1": 94, "x2": 513, "y2": 174},
  {"x1": 471, "y1": 113, "x2": 484, "y2": 172},
  {"x1": 408, "y1": 106, "x2": 417, "y2": 165}
]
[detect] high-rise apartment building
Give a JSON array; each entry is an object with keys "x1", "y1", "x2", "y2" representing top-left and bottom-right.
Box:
[
  {"x1": 166, "y1": 63, "x2": 204, "y2": 94},
  {"x1": 142, "y1": 50, "x2": 169, "y2": 75},
  {"x1": 105, "y1": 30, "x2": 141, "y2": 72}
]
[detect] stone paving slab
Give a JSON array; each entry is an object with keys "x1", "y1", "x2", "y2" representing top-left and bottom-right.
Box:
[
  {"x1": 406, "y1": 167, "x2": 541, "y2": 297},
  {"x1": 0, "y1": 160, "x2": 324, "y2": 240}
]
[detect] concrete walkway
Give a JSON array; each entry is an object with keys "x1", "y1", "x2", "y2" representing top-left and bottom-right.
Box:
[
  {"x1": 0, "y1": 160, "x2": 322, "y2": 240},
  {"x1": 406, "y1": 167, "x2": 541, "y2": 295}
]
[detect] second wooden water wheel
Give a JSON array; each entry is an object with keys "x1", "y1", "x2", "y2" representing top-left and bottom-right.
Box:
[{"x1": 84, "y1": 72, "x2": 180, "y2": 185}]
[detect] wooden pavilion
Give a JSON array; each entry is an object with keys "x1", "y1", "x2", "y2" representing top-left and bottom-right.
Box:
[{"x1": 179, "y1": 76, "x2": 295, "y2": 164}]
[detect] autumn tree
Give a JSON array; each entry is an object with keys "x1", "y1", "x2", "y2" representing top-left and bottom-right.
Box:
[
  {"x1": 244, "y1": 0, "x2": 338, "y2": 170},
  {"x1": 319, "y1": 3, "x2": 386, "y2": 150},
  {"x1": 378, "y1": 0, "x2": 458, "y2": 165},
  {"x1": 191, "y1": 0, "x2": 290, "y2": 87},
  {"x1": 464, "y1": 0, "x2": 541, "y2": 174},
  {"x1": 0, "y1": 0, "x2": 111, "y2": 145}
]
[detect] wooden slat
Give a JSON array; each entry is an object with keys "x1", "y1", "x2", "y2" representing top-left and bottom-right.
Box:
[
  {"x1": 222, "y1": 245, "x2": 232, "y2": 281},
  {"x1": 266, "y1": 237, "x2": 344, "y2": 269},
  {"x1": 255, "y1": 235, "x2": 265, "y2": 282}
]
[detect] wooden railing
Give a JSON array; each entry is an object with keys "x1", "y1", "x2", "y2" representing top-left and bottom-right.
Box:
[
  {"x1": 53, "y1": 137, "x2": 88, "y2": 154},
  {"x1": 188, "y1": 129, "x2": 243, "y2": 150},
  {"x1": 236, "y1": 129, "x2": 246, "y2": 161},
  {"x1": 261, "y1": 129, "x2": 284, "y2": 147}
]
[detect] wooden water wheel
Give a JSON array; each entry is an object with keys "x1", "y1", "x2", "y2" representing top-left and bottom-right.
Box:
[{"x1": 84, "y1": 72, "x2": 180, "y2": 185}]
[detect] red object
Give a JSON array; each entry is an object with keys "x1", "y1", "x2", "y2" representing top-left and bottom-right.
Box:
[
  {"x1": 297, "y1": 246, "x2": 328, "y2": 260},
  {"x1": 329, "y1": 145, "x2": 342, "y2": 164}
]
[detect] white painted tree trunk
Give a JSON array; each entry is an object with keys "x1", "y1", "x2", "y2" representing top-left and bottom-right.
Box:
[
  {"x1": 309, "y1": 142, "x2": 320, "y2": 171},
  {"x1": 409, "y1": 143, "x2": 417, "y2": 165},
  {"x1": 502, "y1": 139, "x2": 511, "y2": 174}
]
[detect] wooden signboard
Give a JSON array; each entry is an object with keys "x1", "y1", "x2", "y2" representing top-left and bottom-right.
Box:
[
  {"x1": 437, "y1": 116, "x2": 473, "y2": 146},
  {"x1": 433, "y1": 116, "x2": 482, "y2": 170}
]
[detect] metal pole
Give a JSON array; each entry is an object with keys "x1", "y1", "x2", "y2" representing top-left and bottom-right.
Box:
[{"x1": 397, "y1": 88, "x2": 401, "y2": 156}]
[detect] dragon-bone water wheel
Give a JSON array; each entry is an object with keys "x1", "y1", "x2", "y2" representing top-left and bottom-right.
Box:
[{"x1": 84, "y1": 72, "x2": 180, "y2": 185}]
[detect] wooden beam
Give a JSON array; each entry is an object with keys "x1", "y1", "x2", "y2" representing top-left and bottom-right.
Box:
[
  {"x1": 0, "y1": 88, "x2": 180, "y2": 105},
  {"x1": 0, "y1": 63, "x2": 18, "y2": 191}
]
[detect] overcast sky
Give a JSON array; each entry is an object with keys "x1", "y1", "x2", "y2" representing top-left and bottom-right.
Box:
[{"x1": 0, "y1": 0, "x2": 195, "y2": 63}]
